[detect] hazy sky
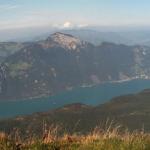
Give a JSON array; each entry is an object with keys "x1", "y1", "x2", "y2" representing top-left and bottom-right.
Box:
[{"x1": 0, "y1": 0, "x2": 150, "y2": 30}]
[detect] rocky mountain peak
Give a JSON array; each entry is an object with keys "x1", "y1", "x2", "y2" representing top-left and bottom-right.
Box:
[{"x1": 48, "y1": 32, "x2": 84, "y2": 50}]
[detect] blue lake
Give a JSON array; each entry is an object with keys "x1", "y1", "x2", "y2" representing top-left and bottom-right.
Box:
[{"x1": 1, "y1": 79, "x2": 150, "y2": 119}]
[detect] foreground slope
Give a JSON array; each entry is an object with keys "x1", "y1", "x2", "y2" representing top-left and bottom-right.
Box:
[
  {"x1": 1, "y1": 89, "x2": 150, "y2": 135},
  {"x1": 0, "y1": 129, "x2": 150, "y2": 150}
]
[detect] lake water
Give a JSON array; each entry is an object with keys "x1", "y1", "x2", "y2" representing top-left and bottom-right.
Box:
[{"x1": 1, "y1": 79, "x2": 150, "y2": 119}]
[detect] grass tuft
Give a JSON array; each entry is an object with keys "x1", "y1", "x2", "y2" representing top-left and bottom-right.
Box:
[{"x1": 1, "y1": 125, "x2": 150, "y2": 149}]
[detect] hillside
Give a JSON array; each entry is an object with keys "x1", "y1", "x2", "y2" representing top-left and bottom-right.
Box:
[
  {"x1": 0, "y1": 128, "x2": 150, "y2": 150},
  {"x1": 1, "y1": 33, "x2": 150, "y2": 100},
  {"x1": 0, "y1": 42, "x2": 24, "y2": 62},
  {"x1": 1, "y1": 89, "x2": 150, "y2": 136}
]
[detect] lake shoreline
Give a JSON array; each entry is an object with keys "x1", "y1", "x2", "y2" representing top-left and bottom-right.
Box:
[{"x1": 0, "y1": 79, "x2": 150, "y2": 119}]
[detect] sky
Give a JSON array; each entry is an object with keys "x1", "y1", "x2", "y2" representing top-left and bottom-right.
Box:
[{"x1": 0, "y1": 0, "x2": 150, "y2": 30}]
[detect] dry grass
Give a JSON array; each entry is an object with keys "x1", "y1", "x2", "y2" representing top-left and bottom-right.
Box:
[{"x1": 0, "y1": 123, "x2": 150, "y2": 150}]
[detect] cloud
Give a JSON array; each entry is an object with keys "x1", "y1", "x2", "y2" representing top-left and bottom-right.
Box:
[
  {"x1": 62, "y1": 22, "x2": 89, "y2": 29},
  {"x1": 63, "y1": 21, "x2": 72, "y2": 28},
  {"x1": 52, "y1": 21, "x2": 89, "y2": 29},
  {"x1": 52, "y1": 21, "x2": 74, "y2": 29},
  {"x1": 0, "y1": 8, "x2": 89, "y2": 30}
]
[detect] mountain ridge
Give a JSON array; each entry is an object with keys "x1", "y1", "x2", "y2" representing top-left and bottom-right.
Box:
[{"x1": 1, "y1": 32, "x2": 150, "y2": 100}]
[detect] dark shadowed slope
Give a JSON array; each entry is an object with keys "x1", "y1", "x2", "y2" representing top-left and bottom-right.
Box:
[{"x1": 1, "y1": 89, "x2": 150, "y2": 135}]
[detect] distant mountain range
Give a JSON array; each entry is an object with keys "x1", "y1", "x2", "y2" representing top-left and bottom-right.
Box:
[
  {"x1": 59, "y1": 29, "x2": 130, "y2": 45},
  {"x1": 1, "y1": 89, "x2": 150, "y2": 135},
  {"x1": 2, "y1": 28, "x2": 150, "y2": 46},
  {"x1": 63, "y1": 29, "x2": 150, "y2": 46},
  {"x1": 1, "y1": 32, "x2": 150, "y2": 100}
]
